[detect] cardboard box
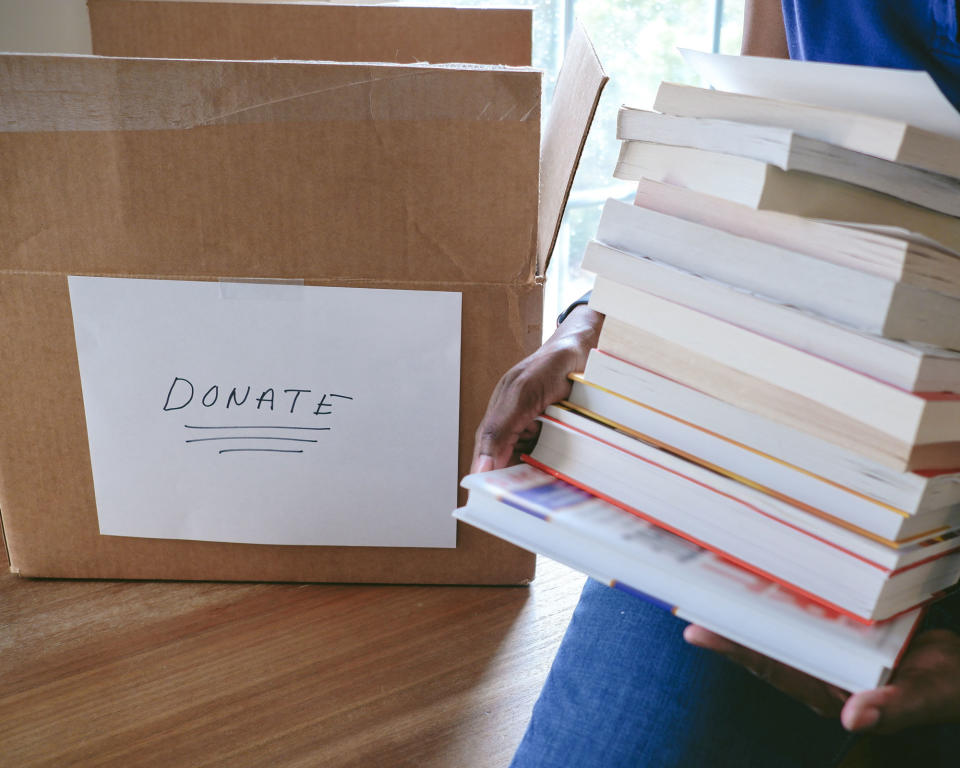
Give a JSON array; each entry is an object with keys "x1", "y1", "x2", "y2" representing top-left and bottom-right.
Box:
[{"x1": 0, "y1": 3, "x2": 605, "y2": 582}]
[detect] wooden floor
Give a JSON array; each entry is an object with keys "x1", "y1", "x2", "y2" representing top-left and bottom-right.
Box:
[{"x1": 0, "y1": 547, "x2": 584, "y2": 768}]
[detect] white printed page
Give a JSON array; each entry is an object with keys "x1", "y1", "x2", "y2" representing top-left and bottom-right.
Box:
[{"x1": 69, "y1": 276, "x2": 461, "y2": 547}]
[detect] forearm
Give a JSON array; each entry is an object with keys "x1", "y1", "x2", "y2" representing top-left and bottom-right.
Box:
[
  {"x1": 471, "y1": 303, "x2": 602, "y2": 472},
  {"x1": 742, "y1": 0, "x2": 789, "y2": 58},
  {"x1": 552, "y1": 302, "x2": 603, "y2": 351}
]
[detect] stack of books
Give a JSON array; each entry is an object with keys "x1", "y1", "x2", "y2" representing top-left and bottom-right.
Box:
[{"x1": 455, "y1": 62, "x2": 960, "y2": 692}]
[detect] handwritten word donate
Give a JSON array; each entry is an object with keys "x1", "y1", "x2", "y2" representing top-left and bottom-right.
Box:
[{"x1": 162, "y1": 377, "x2": 353, "y2": 416}]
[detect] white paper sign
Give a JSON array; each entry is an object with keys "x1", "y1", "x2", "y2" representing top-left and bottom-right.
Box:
[
  {"x1": 68, "y1": 276, "x2": 461, "y2": 548},
  {"x1": 681, "y1": 49, "x2": 960, "y2": 139}
]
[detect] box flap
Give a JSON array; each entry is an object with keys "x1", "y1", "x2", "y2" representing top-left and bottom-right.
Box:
[
  {"x1": 0, "y1": 510, "x2": 9, "y2": 573},
  {"x1": 89, "y1": 1, "x2": 532, "y2": 66},
  {"x1": 538, "y1": 21, "x2": 608, "y2": 276}
]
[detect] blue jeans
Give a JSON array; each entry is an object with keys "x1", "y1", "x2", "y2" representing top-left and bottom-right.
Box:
[{"x1": 511, "y1": 579, "x2": 960, "y2": 768}]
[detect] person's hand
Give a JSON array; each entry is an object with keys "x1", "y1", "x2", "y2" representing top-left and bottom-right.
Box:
[
  {"x1": 842, "y1": 628, "x2": 960, "y2": 732},
  {"x1": 470, "y1": 305, "x2": 603, "y2": 473},
  {"x1": 684, "y1": 624, "x2": 960, "y2": 732}
]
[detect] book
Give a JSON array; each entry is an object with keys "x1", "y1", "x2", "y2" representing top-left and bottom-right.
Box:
[
  {"x1": 582, "y1": 240, "x2": 960, "y2": 392},
  {"x1": 527, "y1": 411, "x2": 960, "y2": 621},
  {"x1": 563, "y1": 376, "x2": 960, "y2": 544},
  {"x1": 580, "y1": 348, "x2": 960, "y2": 517},
  {"x1": 613, "y1": 141, "x2": 960, "y2": 254},
  {"x1": 616, "y1": 107, "x2": 960, "y2": 217},
  {"x1": 677, "y1": 50, "x2": 960, "y2": 141},
  {"x1": 543, "y1": 405, "x2": 960, "y2": 573},
  {"x1": 594, "y1": 198, "x2": 960, "y2": 348},
  {"x1": 599, "y1": 290, "x2": 960, "y2": 456},
  {"x1": 456, "y1": 462, "x2": 926, "y2": 691},
  {"x1": 652, "y1": 80, "x2": 960, "y2": 180},
  {"x1": 630, "y1": 179, "x2": 960, "y2": 300},
  {"x1": 593, "y1": 290, "x2": 960, "y2": 471}
]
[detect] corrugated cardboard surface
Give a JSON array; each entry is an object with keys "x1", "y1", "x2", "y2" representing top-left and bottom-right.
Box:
[
  {"x1": 1, "y1": 275, "x2": 542, "y2": 582},
  {"x1": 89, "y1": 0, "x2": 533, "y2": 66},
  {"x1": 538, "y1": 24, "x2": 608, "y2": 275},
  {"x1": 0, "y1": 53, "x2": 540, "y2": 582},
  {"x1": 0, "y1": 8, "x2": 604, "y2": 583}
]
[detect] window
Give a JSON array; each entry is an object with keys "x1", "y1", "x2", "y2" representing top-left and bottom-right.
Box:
[
  {"x1": 544, "y1": 0, "x2": 745, "y2": 333},
  {"x1": 411, "y1": 0, "x2": 745, "y2": 332}
]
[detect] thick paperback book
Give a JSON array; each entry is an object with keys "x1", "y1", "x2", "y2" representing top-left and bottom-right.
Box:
[
  {"x1": 594, "y1": 197, "x2": 960, "y2": 347},
  {"x1": 652, "y1": 80, "x2": 960, "y2": 180},
  {"x1": 616, "y1": 107, "x2": 960, "y2": 216},
  {"x1": 582, "y1": 240, "x2": 960, "y2": 393},
  {"x1": 630, "y1": 179, "x2": 960, "y2": 298},
  {"x1": 527, "y1": 410, "x2": 960, "y2": 621},
  {"x1": 455, "y1": 463, "x2": 924, "y2": 692},
  {"x1": 578, "y1": 348, "x2": 960, "y2": 516},
  {"x1": 613, "y1": 141, "x2": 960, "y2": 254},
  {"x1": 563, "y1": 373, "x2": 960, "y2": 543},
  {"x1": 595, "y1": 306, "x2": 960, "y2": 472}
]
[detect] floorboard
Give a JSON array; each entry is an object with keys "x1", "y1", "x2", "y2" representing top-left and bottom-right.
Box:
[{"x1": 0, "y1": 555, "x2": 584, "y2": 768}]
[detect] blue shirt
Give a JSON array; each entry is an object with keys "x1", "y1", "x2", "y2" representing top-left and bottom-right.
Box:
[{"x1": 782, "y1": 0, "x2": 960, "y2": 109}]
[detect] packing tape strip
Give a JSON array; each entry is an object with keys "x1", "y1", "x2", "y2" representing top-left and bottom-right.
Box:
[
  {"x1": 1, "y1": 56, "x2": 540, "y2": 132},
  {"x1": 218, "y1": 277, "x2": 304, "y2": 301}
]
